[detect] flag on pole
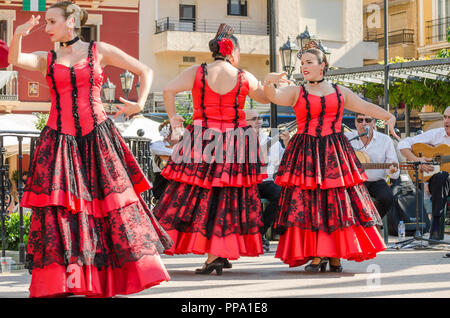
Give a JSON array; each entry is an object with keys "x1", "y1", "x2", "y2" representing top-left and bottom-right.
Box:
[{"x1": 23, "y1": 0, "x2": 46, "y2": 12}]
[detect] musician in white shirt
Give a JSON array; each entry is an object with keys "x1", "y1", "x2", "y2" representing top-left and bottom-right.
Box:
[
  {"x1": 398, "y1": 106, "x2": 450, "y2": 241},
  {"x1": 150, "y1": 120, "x2": 176, "y2": 201},
  {"x1": 245, "y1": 109, "x2": 290, "y2": 252},
  {"x1": 345, "y1": 113, "x2": 400, "y2": 219}
]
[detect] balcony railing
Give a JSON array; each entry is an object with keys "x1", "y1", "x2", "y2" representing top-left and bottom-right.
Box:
[
  {"x1": 155, "y1": 17, "x2": 269, "y2": 36},
  {"x1": 425, "y1": 16, "x2": 450, "y2": 44},
  {"x1": 0, "y1": 71, "x2": 19, "y2": 101},
  {"x1": 364, "y1": 29, "x2": 415, "y2": 46}
]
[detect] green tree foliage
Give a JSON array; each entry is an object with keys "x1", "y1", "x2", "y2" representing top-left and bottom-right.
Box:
[
  {"x1": 33, "y1": 112, "x2": 49, "y2": 131},
  {"x1": 4, "y1": 212, "x2": 31, "y2": 250},
  {"x1": 346, "y1": 55, "x2": 450, "y2": 113},
  {"x1": 436, "y1": 27, "x2": 450, "y2": 58},
  {"x1": 175, "y1": 92, "x2": 193, "y2": 127}
]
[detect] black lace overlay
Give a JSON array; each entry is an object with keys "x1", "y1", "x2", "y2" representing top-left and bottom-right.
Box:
[
  {"x1": 24, "y1": 119, "x2": 147, "y2": 202},
  {"x1": 153, "y1": 181, "x2": 263, "y2": 238},
  {"x1": 87, "y1": 41, "x2": 98, "y2": 127},
  {"x1": 161, "y1": 124, "x2": 267, "y2": 187},
  {"x1": 25, "y1": 197, "x2": 173, "y2": 271},
  {"x1": 274, "y1": 183, "x2": 382, "y2": 235}
]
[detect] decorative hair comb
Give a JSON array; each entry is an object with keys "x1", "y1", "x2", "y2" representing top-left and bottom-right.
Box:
[
  {"x1": 215, "y1": 24, "x2": 235, "y2": 56},
  {"x1": 159, "y1": 123, "x2": 171, "y2": 139},
  {"x1": 215, "y1": 23, "x2": 234, "y2": 41},
  {"x1": 297, "y1": 40, "x2": 322, "y2": 59}
]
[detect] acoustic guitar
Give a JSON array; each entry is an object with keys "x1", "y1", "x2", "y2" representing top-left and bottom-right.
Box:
[
  {"x1": 408, "y1": 143, "x2": 450, "y2": 182},
  {"x1": 153, "y1": 144, "x2": 176, "y2": 170},
  {"x1": 355, "y1": 150, "x2": 409, "y2": 172}
]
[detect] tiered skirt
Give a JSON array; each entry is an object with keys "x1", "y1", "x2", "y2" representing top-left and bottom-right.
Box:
[
  {"x1": 153, "y1": 124, "x2": 267, "y2": 259},
  {"x1": 273, "y1": 132, "x2": 386, "y2": 267},
  {"x1": 21, "y1": 119, "x2": 172, "y2": 297}
]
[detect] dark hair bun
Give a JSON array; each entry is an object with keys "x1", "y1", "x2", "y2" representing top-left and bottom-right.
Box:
[
  {"x1": 209, "y1": 38, "x2": 220, "y2": 56},
  {"x1": 80, "y1": 8, "x2": 88, "y2": 27}
]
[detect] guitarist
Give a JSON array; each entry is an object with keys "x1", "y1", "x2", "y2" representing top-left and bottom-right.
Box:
[
  {"x1": 345, "y1": 113, "x2": 400, "y2": 219},
  {"x1": 246, "y1": 109, "x2": 290, "y2": 252},
  {"x1": 398, "y1": 106, "x2": 450, "y2": 241}
]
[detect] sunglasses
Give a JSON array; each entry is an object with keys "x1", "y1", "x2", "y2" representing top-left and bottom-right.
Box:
[
  {"x1": 249, "y1": 116, "x2": 262, "y2": 121},
  {"x1": 356, "y1": 118, "x2": 374, "y2": 123}
]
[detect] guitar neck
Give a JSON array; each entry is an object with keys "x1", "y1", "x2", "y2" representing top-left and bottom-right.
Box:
[{"x1": 362, "y1": 163, "x2": 394, "y2": 170}]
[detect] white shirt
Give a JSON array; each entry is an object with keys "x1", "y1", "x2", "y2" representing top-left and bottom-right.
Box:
[
  {"x1": 150, "y1": 140, "x2": 173, "y2": 173},
  {"x1": 259, "y1": 131, "x2": 285, "y2": 182},
  {"x1": 345, "y1": 129, "x2": 400, "y2": 182},
  {"x1": 398, "y1": 127, "x2": 450, "y2": 150}
]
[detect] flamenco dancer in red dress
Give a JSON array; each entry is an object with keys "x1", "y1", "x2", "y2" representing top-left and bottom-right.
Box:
[
  {"x1": 9, "y1": 2, "x2": 172, "y2": 297},
  {"x1": 153, "y1": 24, "x2": 270, "y2": 275},
  {"x1": 263, "y1": 42, "x2": 400, "y2": 272}
]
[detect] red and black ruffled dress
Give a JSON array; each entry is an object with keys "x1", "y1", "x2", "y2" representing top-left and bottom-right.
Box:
[
  {"x1": 21, "y1": 41, "x2": 172, "y2": 297},
  {"x1": 274, "y1": 84, "x2": 386, "y2": 267},
  {"x1": 153, "y1": 63, "x2": 267, "y2": 260}
]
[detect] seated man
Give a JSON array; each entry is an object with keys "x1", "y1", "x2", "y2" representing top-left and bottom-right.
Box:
[
  {"x1": 398, "y1": 106, "x2": 450, "y2": 241},
  {"x1": 345, "y1": 113, "x2": 400, "y2": 219},
  {"x1": 150, "y1": 120, "x2": 176, "y2": 202},
  {"x1": 245, "y1": 109, "x2": 290, "y2": 252}
]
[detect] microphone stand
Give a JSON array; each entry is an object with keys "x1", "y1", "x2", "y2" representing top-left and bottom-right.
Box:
[
  {"x1": 348, "y1": 130, "x2": 369, "y2": 142},
  {"x1": 387, "y1": 159, "x2": 450, "y2": 250}
]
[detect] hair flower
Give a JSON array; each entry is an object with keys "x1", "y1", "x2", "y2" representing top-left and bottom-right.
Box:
[{"x1": 218, "y1": 38, "x2": 234, "y2": 56}]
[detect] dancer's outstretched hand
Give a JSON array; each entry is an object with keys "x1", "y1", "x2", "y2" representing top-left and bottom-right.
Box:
[
  {"x1": 169, "y1": 114, "x2": 185, "y2": 141},
  {"x1": 15, "y1": 15, "x2": 41, "y2": 36},
  {"x1": 114, "y1": 97, "x2": 142, "y2": 119},
  {"x1": 384, "y1": 116, "x2": 400, "y2": 141},
  {"x1": 264, "y1": 72, "x2": 289, "y2": 86}
]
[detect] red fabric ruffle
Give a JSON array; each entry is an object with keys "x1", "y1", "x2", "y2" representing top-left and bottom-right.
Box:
[
  {"x1": 275, "y1": 226, "x2": 386, "y2": 267},
  {"x1": 162, "y1": 163, "x2": 267, "y2": 188},
  {"x1": 163, "y1": 229, "x2": 263, "y2": 260},
  {"x1": 21, "y1": 119, "x2": 152, "y2": 216},
  {"x1": 28, "y1": 255, "x2": 170, "y2": 298},
  {"x1": 275, "y1": 132, "x2": 367, "y2": 189},
  {"x1": 161, "y1": 124, "x2": 267, "y2": 189},
  {"x1": 21, "y1": 177, "x2": 150, "y2": 218}
]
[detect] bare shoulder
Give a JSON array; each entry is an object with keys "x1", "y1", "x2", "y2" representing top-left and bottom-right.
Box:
[
  {"x1": 243, "y1": 70, "x2": 256, "y2": 80},
  {"x1": 96, "y1": 41, "x2": 115, "y2": 54},
  {"x1": 336, "y1": 84, "x2": 351, "y2": 95},
  {"x1": 243, "y1": 70, "x2": 259, "y2": 86},
  {"x1": 181, "y1": 64, "x2": 200, "y2": 77}
]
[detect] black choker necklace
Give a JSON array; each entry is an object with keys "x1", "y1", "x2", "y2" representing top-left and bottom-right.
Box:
[
  {"x1": 308, "y1": 78, "x2": 325, "y2": 84},
  {"x1": 214, "y1": 57, "x2": 231, "y2": 64},
  {"x1": 60, "y1": 36, "x2": 80, "y2": 47}
]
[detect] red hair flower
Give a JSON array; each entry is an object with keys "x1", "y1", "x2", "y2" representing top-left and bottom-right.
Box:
[{"x1": 218, "y1": 38, "x2": 234, "y2": 56}]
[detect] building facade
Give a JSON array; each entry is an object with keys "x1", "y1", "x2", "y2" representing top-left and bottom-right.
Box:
[
  {"x1": 363, "y1": 0, "x2": 450, "y2": 64},
  {"x1": 140, "y1": 0, "x2": 378, "y2": 96},
  {"x1": 0, "y1": 0, "x2": 140, "y2": 114}
]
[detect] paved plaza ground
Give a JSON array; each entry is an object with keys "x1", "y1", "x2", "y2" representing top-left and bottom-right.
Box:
[{"x1": 1, "y1": 234, "x2": 449, "y2": 300}]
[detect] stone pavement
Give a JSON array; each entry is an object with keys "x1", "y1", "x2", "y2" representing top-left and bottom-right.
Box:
[{"x1": 1, "y1": 235, "x2": 449, "y2": 299}]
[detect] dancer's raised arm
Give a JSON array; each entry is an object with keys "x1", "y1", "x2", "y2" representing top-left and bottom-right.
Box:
[
  {"x1": 98, "y1": 42, "x2": 153, "y2": 119},
  {"x1": 339, "y1": 85, "x2": 399, "y2": 140},
  {"x1": 263, "y1": 72, "x2": 299, "y2": 106},
  {"x1": 162, "y1": 65, "x2": 198, "y2": 129},
  {"x1": 8, "y1": 15, "x2": 47, "y2": 74}
]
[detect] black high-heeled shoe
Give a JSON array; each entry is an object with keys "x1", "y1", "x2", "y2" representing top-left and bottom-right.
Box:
[
  {"x1": 304, "y1": 257, "x2": 328, "y2": 273},
  {"x1": 219, "y1": 258, "x2": 232, "y2": 269},
  {"x1": 328, "y1": 259, "x2": 343, "y2": 272},
  {"x1": 195, "y1": 258, "x2": 224, "y2": 275}
]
